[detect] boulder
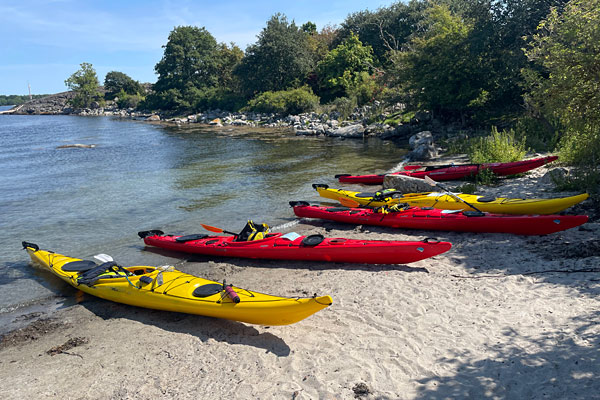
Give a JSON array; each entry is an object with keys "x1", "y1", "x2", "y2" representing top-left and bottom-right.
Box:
[
  {"x1": 383, "y1": 174, "x2": 434, "y2": 193},
  {"x1": 328, "y1": 124, "x2": 365, "y2": 138},
  {"x1": 408, "y1": 131, "x2": 438, "y2": 161},
  {"x1": 146, "y1": 114, "x2": 160, "y2": 121},
  {"x1": 541, "y1": 167, "x2": 569, "y2": 185}
]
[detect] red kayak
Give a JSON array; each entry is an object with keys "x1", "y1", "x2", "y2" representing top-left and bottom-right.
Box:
[
  {"x1": 336, "y1": 155, "x2": 558, "y2": 184},
  {"x1": 138, "y1": 230, "x2": 451, "y2": 264},
  {"x1": 290, "y1": 201, "x2": 588, "y2": 235}
]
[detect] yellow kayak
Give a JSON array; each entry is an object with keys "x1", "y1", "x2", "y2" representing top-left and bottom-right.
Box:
[
  {"x1": 312, "y1": 184, "x2": 589, "y2": 215},
  {"x1": 23, "y1": 242, "x2": 331, "y2": 326}
]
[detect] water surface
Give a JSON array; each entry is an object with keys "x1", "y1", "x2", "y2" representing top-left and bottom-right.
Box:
[{"x1": 0, "y1": 115, "x2": 407, "y2": 316}]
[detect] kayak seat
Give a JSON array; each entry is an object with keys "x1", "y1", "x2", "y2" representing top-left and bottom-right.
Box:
[
  {"x1": 477, "y1": 196, "x2": 497, "y2": 203},
  {"x1": 176, "y1": 234, "x2": 209, "y2": 243},
  {"x1": 192, "y1": 283, "x2": 223, "y2": 298},
  {"x1": 355, "y1": 192, "x2": 377, "y2": 198},
  {"x1": 62, "y1": 260, "x2": 97, "y2": 272}
]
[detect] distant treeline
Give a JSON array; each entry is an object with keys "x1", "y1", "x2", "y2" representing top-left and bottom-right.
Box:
[{"x1": 0, "y1": 94, "x2": 48, "y2": 106}]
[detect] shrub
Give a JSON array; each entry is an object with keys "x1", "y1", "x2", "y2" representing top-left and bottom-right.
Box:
[
  {"x1": 116, "y1": 89, "x2": 144, "y2": 109},
  {"x1": 329, "y1": 96, "x2": 357, "y2": 121},
  {"x1": 245, "y1": 86, "x2": 319, "y2": 115},
  {"x1": 469, "y1": 126, "x2": 527, "y2": 164}
]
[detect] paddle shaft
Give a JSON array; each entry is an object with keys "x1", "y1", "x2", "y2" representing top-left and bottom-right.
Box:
[
  {"x1": 201, "y1": 224, "x2": 238, "y2": 236},
  {"x1": 424, "y1": 176, "x2": 484, "y2": 214}
]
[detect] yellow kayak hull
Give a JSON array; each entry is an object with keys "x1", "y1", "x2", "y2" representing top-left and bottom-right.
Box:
[
  {"x1": 24, "y1": 245, "x2": 331, "y2": 326},
  {"x1": 314, "y1": 185, "x2": 589, "y2": 215}
]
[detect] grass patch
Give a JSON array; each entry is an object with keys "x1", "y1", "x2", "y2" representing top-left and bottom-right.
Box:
[{"x1": 468, "y1": 126, "x2": 527, "y2": 164}]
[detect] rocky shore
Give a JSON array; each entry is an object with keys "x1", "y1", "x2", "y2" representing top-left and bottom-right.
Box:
[{"x1": 5, "y1": 92, "x2": 452, "y2": 160}]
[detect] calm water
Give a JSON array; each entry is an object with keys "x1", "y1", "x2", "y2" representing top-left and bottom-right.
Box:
[{"x1": 0, "y1": 115, "x2": 407, "y2": 318}]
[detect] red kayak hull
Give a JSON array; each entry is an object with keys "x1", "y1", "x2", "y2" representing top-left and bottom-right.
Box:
[
  {"x1": 291, "y1": 203, "x2": 587, "y2": 235},
  {"x1": 337, "y1": 156, "x2": 558, "y2": 184},
  {"x1": 141, "y1": 232, "x2": 451, "y2": 264}
]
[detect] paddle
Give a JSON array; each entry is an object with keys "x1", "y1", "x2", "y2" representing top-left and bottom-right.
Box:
[
  {"x1": 423, "y1": 175, "x2": 484, "y2": 215},
  {"x1": 200, "y1": 223, "x2": 238, "y2": 236}
]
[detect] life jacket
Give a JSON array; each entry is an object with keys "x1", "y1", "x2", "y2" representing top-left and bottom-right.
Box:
[
  {"x1": 77, "y1": 262, "x2": 131, "y2": 286},
  {"x1": 372, "y1": 189, "x2": 403, "y2": 201},
  {"x1": 236, "y1": 220, "x2": 270, "y2": 241}
]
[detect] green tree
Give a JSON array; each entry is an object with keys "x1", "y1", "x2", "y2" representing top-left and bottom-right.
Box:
[
  {"x1": 388, "y1": 5, "x2": 487, "y2": 121},
  {"x1": 235, "y1": 14, "x2": 314, "y2": 96},
  {"x1": 315, "y1": 33, "x2": 375, "y2": 103},
  {"x1": 104, "y1": 71, "x2": 143, "y2": 100},
  {"x1": 523, "y1": 0, "x2": 600, "y2": 188},
  {"x1": 147, "y1": 26, "x2": 220, "y2": 111},
  {"x1": 337, "y1": 1, "x2": 427, "y2": 63},
  {"x1": 64, "y1": 62, "x2": 101, "y2": 108}
]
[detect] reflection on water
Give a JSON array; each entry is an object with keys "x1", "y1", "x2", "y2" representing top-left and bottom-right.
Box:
[{"x1": 0, "y1": 116, "x2": 407, "y2": 311}]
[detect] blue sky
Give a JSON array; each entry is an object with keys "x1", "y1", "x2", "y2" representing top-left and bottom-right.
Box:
[{"x1": 0, "y1": 0, "x2": 397, "y2": 95}]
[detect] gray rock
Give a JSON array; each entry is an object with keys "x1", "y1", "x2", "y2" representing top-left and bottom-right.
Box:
[
  {"x1": 146, "y1": 114, "x2": 160, "y2": 121},
  {"x1": 408, "y1": 131, "x2": 438, "y2": 161},
  {"x1": 328, "y1": 124, "x2": 365, "y2": 138},
  {"x1": 541, "y1": 167, "x2": 569, "y2": 185},
  {"x1": 383, "y1": 174, "x2": 434, "y2": 193}
]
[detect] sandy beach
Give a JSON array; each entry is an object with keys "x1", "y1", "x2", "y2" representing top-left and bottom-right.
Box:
[{"x1": 1, "y1": 164, "x2": 599, "y2": 399}]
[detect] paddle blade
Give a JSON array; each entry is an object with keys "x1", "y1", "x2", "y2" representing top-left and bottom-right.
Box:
[
  {"x1": 94, "y1": 253, "x2": 114, "y2": 263},
  {"x1": 200, "y1": 223, "x2": 224, "y2": 233},
  {"x1": 424, "y1": 175, "x2": 437, "y2": 186},
  {"x1": 403, "y1": 165, "x2": 422, "y2": 170},
  {"x1": 338, "y1": 197, "x2": 361, "y2": 208}
]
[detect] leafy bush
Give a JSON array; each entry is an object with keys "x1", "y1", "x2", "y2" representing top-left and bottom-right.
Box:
[
  {"x1": 468, "y1": 126, "x2": 527, "y2": 164},
  {"x1": 455, "y1": 182, "x2": 477, "y2": 194},
  {"x1": 245, "y1": 86, "x2": 319, "y2": 115},
  {"x1": 116, "y1": 89, "x2": 144, "y2": 109}
]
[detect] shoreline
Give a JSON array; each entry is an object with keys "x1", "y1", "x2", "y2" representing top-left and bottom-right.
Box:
[{"x1": 1, "y1": 165, "x2": 599, "y2": 399}]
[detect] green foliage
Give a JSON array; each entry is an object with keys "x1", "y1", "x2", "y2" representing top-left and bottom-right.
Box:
[
  {"x1": 315, "y1": 33, "x2": 375, "y2": 103},
  {"x1": 194, "y1": 87, "x2": 246, "y2": 112},
  {"x1": 469, "y1": 126, "x2": 527, "y2": 164},
  {"x1": 328, "y1": 96, "x2": 358, "y2": 121},
  {"x1": 235, "y1": 14, "x2": 314, "y2": 96},
  {"x1": 455, "y1": 182, "x2": 477, "y2": 194},
  {"x1": 244, "y1": 86, "x2": 320, "y2": 115},
  {"x1": 522, "y1": 0, "x2": 600, "y2": 178},
  {"x1": 337, "y1": 1, "x2": 427, "y2": 62},
  {"x1": 147, "y1": 26, "x2": 220, "y2": 112},
  {"x1": 388, "y1": 5, "x2": 487, "y2": 118},
  {"x1": 475, "y1": 168, "x2": 499, "y2": 185},
  {"x1": 301, "y1": 22, "x2": 317, "y2": 34},
  {"x1": 0, "y1": 94, "x2": 48, "y2": 106},
  {"x1": 115, "y1": 89, "x2": 144, "y2": 109},
  {"x1": 513, "y1": 115, "x2": 560, "y2": 152},
  {"x1": 104, "y1": 71, "x2": 143, "y2": 100},
  {"x1": 215, "y1": 43, "x2": 244, "y2": 91},
  {"x1": 64, "y1": 62, "x2": 101, "y2": 108},
  {"x1": 551, "y1": 168, "x2": 600, "y2": 195}
]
